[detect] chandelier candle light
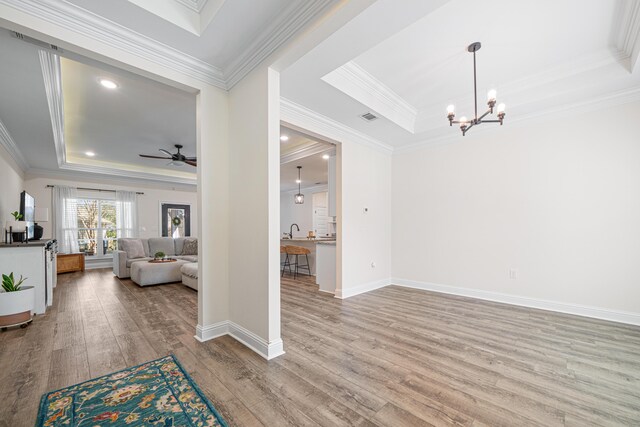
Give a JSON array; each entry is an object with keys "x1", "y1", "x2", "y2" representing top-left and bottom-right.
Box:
[
  {"x1": 447, "y1": 42, "x2": 506, "y2": 136},
  {"x1": 294, "y1": 166, "x2": 304, "y2": 204}
]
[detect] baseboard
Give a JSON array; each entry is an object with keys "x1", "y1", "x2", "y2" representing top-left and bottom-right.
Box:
[
  {"x1": 194, "y1": 321, "x2": 285, "y2": 360},
  {"x1": 391, "y1": 277, "x2": 640, "y2": 326},
  {"x1": 334, "y1": 278, "x2": 390, "y2": 299},
  {"x1": 195, "y1": 321, "x2": 229, "y2": 342}
]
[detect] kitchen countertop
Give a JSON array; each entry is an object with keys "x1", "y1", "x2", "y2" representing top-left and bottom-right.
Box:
[
  {"x1": 0, "y1": 241, "x2": 49, "y2": 248},
  {"x1": 316, "y1": 241, "x2": 336, "y2": 245},
  {"x1": 281, "y1": 238, "x2": 336, "y2": 243}
]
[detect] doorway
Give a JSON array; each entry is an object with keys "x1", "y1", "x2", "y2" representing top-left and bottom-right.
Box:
[
  {"x1": 161, "y1": 203, "x2": 191, "y2": 237},
  {"x1": 279, "y1": 125, "x2": 337, "y2": 295}
]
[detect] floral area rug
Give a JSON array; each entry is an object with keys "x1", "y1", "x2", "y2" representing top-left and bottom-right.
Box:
[{"x1": 36, "y1": 354, "x2": 227, "y2": 426}]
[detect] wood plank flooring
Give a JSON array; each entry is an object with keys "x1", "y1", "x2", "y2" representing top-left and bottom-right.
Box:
[{"x1": 0, "y1": 269, "x2": 639, "y2": 426}]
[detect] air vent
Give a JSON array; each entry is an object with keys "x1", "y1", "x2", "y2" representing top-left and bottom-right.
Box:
[
  {"x1": 360, "y1": 112, "x2": 378, "y2": 122},
  {"x1": 10, "y1": 31, "x2": 63, "y2": 53}
]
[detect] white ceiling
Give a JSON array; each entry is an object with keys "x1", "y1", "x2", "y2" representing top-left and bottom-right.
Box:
[
  {"x1": 60, "y1": 0, "x2": 334, "y2": 87},
  {"x1": 281, "y1": 0, "x2": 640, "y2": 149}
]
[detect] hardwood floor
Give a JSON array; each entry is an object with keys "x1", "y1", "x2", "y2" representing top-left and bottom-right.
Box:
[{"x1": 1, "y1": 269, "x2": 639, "y2": 426}]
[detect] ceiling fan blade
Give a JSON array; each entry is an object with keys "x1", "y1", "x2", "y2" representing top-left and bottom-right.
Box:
[
  {"x1": 159, "y1": 149, "x2": 173, "y2": 156},
  {"x1": 185, "y1": 160, "x2": 197, "y2": 167},
  {"x1": 139, "y1": 154, "x2": 172, "y2": 159},
  {"x1": 185, "y1": 157, "x2": 197, "y2": 161}
]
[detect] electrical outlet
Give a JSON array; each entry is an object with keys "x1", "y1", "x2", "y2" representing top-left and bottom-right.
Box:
[{"x1": 509, "y1": 268, "x2": 518, "y2": 280}]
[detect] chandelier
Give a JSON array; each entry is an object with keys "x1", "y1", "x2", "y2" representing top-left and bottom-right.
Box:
[
  {"x1": 447, "y1": 42, "x2": 506, "y2": 136},
  {"x1": 294, "y1": 166, "x2": 304, "y2": 204}
]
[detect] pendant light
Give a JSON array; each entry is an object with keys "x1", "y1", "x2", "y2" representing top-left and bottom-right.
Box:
[{"x1": 294, "y1": 166, "x2": 304, "y2": 204}]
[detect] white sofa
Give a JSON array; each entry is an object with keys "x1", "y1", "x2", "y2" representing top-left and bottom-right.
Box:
[
  {"x1": 113, "y1": 237, "x2": 198, "y2": 283},
  {"x1": 180, "y1": 263, "x2": 198, "y2": 291}
]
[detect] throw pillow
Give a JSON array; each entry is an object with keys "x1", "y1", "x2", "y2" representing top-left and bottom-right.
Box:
[
  {"x1": 120, "y1": 239, "x2": 146, "y2": 259},
  {"x1": 182, "y1": 239, "x2": 198, "y2": 255}
]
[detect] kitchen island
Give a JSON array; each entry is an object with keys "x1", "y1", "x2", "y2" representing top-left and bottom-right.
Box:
[
  {"x1": 280, "y1": 238, "x2": 335, "y2": 276},
  {"x1": 316, "y1": 241, "x2": 336, "y2": 294}
]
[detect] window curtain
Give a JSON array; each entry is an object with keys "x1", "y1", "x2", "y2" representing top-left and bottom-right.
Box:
[
  {"x1": 115, "y1": 190, "x2": 138, "y2": 238},
  {"x1": 53, "y1": 185, "x2": 79, "y2": 254}
]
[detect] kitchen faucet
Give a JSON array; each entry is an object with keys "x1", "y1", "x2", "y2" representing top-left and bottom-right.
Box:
[{"x1": 289, "y1": 223, "x2": 300, "y2": 239}]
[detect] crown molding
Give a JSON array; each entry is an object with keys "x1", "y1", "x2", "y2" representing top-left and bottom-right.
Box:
[
  {"x1": 281, "y1": 141, "x2": 332, "y2": 164},
  {"x1": 281, "y1": 183, "x2": 328, "y2": 195},
  {"x1": 281, "y1": 98, "x2": 394, "y2": 154},
  {"x1": 174, "y1": 0, "x2": 208, "y2": 14},
  {"x1": 616, "y1": 0, "x2": 640, "y2": 73},
  {"x1": 224, "y1": 0, "x2": 333, "y2": 89},
  {"x1": 322, "y1": 61, "x2": 417, "y2": 133},
  {"x1": 396, "y1": 85, "x2": 640, "y2": 153},
  {"x1": 57, "y1": 162, "x2": 197, "y2": 185},
  {"x1": 26, "y1": 166, "x2": 196, "y2": 187},
  {"x1": 0, "y1": 118, "x2": 29, "y2": 171},
  {"x1": 38, "y1": 50, "x2": 66, "y2": 166},
  {"x1": 0, "y1": 0, "x2": 226, "y2": 88}
]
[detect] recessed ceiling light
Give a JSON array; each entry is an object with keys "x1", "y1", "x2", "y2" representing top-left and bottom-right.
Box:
[
  {"x1": 322, "y1": 154, "x2": 330, "y2": 160},
  {"x1": 99, "y1": 79, "x2": 118, "y2": 89},
  {"x1": 85, "y1": 151, "x2": 95, "y2": 157},
  {"x1": 280, "y1": 135, "x2": 289, "y2": 141}
]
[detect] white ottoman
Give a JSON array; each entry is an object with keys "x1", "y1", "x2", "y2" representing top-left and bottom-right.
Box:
[
  {"x1": 130, "y1": 260, "x2": 189, "y2": 286},
  {"x1": 180, "y1": 263, "x2": 198, "y2": 291}
]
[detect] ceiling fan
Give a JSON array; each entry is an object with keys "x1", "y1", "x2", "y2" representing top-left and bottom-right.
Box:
[{"x1": 139, "y1": 144, "x2": 197, "y2": 167}]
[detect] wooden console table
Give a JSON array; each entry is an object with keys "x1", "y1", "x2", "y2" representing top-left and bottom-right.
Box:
[{"x1": 57, "y1": 253, "x2": 85, "y2": 274}]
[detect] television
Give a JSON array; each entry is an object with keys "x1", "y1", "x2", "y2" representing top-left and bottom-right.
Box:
[{"x1": 20, "y1": 191, "x2": 35, "y2": 240}]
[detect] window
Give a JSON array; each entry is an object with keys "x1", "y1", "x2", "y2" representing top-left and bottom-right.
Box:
[{"x1": 76, "y1": 199, "x2": 117, "y2": 257}]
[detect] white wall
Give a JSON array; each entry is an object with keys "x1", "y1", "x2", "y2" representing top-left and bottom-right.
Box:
[
  {"x1": 280, "y1": 185, "x2": 327, "y2": 238},
  {"x1": 391, "y1": 101, "x2": 640, "y2": 318},
  {"x1": 0, "y1": 144, "x2": 25, "y2": 227},
  {"x1": 338, "y1": 141, "x2": 392, "y2": 298},
  {"x1": 24, "y1": 176, "x2": 197, "y2": 240}
]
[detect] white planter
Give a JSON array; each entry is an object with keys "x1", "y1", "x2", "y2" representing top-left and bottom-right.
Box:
[{"x1": 0, "y1": 286, "x2": 35, "y2": 316}]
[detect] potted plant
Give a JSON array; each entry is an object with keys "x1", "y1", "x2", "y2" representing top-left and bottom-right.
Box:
[
  {"x1": 7, "y1": 211, "x2": 26, "y2": 243},
  {"x1": 154, "y1": 251, "x2": 166, "y2": 260},
  {"x1": 0, "y1": 272, "x2": 34, "y2": 329}
]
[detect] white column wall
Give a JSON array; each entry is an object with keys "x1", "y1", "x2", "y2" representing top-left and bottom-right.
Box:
[
  {"x1": 228, "y1": 65, "x2": 283, "y2": 357},
  {"x1": 197, "y1": 86, "x2": 230, "y2": 328}
]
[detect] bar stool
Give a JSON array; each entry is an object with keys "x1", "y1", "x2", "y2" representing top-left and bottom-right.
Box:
[
  {"x1": 285, "y1": 245, "x2": 311, "y2": 279},
  {"x1": 280, "y1": 245, "x2": 291, "y2": 277}
]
